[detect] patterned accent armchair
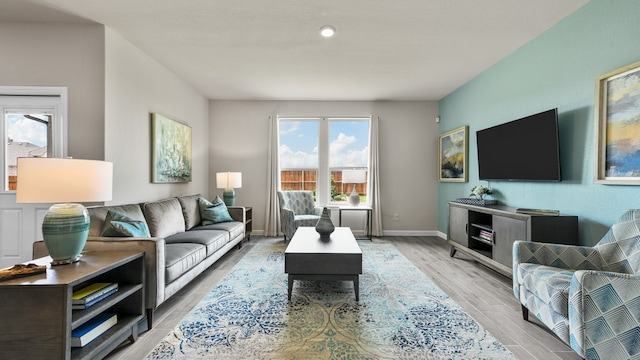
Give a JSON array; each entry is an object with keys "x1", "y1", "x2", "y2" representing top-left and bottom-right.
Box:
[
  {"x1": 513, "y1": 209, "x2": 640, "y2": 359},
  {"x1": 277, "y1": 190, "x2": 322, "y2": 241}
]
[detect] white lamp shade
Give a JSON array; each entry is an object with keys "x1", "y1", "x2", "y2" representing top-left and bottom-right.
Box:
[
  {"x1": 16, "y1": 158, "x2": 113, "y2": 203},
  {"x1": 342, "y1": 169, "x2": 367, "y2": 184},
  {"x1": 216, "y1": 172, "x2": 242, "y2": 189}
]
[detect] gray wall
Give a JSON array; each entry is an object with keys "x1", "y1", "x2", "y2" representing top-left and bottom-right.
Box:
[
  {"x1": 1, "y1": 21, "x2": 441, "y2": 236},
  {"x1": 438, "y1": 0, "x2": 640, "y2": 245},
  {"x1": 209, "y1": 100, "x2": 439, "y2": 235},
  {"x1": 0, "y1": 22, "x2": 105, "y2": 160},
  {"x1": 104, "y1": 29, "x2": 210, "y2": 204}
]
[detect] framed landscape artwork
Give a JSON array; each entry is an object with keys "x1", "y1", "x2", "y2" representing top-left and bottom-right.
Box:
[
  {"x1": 595, "y1": 60, "x2": 640, "y2": 184},
  {"x1": 438, "y1": 125, "x2": 468, "y2": 182},
  {"x1": 151, "y1": 113, "x2": 192, "y2": 183}
]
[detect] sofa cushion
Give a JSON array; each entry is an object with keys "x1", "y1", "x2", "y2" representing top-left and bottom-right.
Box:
[
  {"x1": 165, "y1": 230, "x2": 229, "y2": 257},
  {"x1": 100, "y1": 210, "x2": 151, "y2": 237},
  {"x1": 142, "y1": 198, "x2": 186, "y2": 238},
  {"x1": 193, "y1": 221, "x2": 244, "y2": 241},
  {"x1": 177, "y1": 194, "x2": 201, "y2": 231},
  {"x1": 518, "y1": 263, "x2": 573, "y2": 317},
  {"x1": 198, "y1": 197, "x2": 233, "y2": 225},
  {"x1": 165, "y1": 243, "x2": 207, "y2": 284},
  {"x1": 88, "y1": 203, "x2": 146, "y2": 237}
]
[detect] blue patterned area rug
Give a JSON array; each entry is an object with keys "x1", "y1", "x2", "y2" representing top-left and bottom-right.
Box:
[{"x1": 145, "y1": 241, "x2": 515, "y2": 359}]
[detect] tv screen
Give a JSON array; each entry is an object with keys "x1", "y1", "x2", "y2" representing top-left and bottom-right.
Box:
[{"x1": 476, "y1": 108, "x2": 561, "y2": 181}]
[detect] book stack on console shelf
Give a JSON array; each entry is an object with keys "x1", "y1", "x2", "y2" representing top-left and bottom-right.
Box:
[
  {"x1": 72, "y1": 282, "x2": 118, "y2": 310},
  {"x1": 71, "y1": 312, "x2": 118, "y2": 347},
  {"x1": 479, "y1": 230, "x2": 493, "y2": 243},
  {"x1": 516, "y1": 208, "x2": 560, "y2": 216}
]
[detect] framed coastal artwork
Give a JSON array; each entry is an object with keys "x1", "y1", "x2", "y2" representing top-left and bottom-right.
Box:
[
  {"x1": 151, "y1": 112, "x2": 192, "y2": 183},
  {"x1": 595, "y1": 61, "x2": 640, "y2": 184},
  {"x1": 438, "y1": 125, "x2": 468, "y2": 182}
]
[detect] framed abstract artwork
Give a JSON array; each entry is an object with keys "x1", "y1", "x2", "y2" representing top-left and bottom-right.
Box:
[
  {"x1": 595, "y1": 61, "x2": 640, "y2": 184},
  {"x1": 438, "y1": 125, "x2": 468, "y2": 182},
  {"x1": 151, "y1": 113, "x2": 192, "y2": 183}
]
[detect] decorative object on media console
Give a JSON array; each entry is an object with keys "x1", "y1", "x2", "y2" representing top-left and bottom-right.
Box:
[
  {"x1": 469, "y1": 185, "x2": 493, "y2": 200},
  {"x1": 315, "y1": 207, "x2": 335, "y2": 240},
  {"x1": 16, "y1": 158, "x2": 113, "y2": 265},
  {"x1": 342, "y1": 169, "x2": 366, "y2": 207},
  {"x1": 216, "y1": 171, "x2": 242, "y2": 206},
  {"x1": 438, "y1": 125, "x2": 468, "y2": 183},
  {"x1": 151, "y1": 112, "x2": 192, "y2": 183},
  {"x1": 595, "y1": 60, "x2": 640, "y2": 185}
]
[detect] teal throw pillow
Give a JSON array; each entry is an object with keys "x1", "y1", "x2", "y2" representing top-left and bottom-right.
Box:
[
  {"x1": 100, "y1": 210, "x2": 151, "y2": 237},
  {"x1": 198, "y1": 196, "x2": 233, "y2": 225}
]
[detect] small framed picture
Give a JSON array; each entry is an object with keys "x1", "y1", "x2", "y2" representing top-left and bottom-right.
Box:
[
  {"x1": 595, "y1": 61, "x2": 640, "y2": 184},
  {"x1": 438, "y1": 125, "x2": 468, "y2": 182}
]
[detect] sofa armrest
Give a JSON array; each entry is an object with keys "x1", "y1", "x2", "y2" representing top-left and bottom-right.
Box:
[
  {"x1": 568, "y1": 270, "x2": 640, "y2": 357},
  {"x1": 34, "y1": 236, "x2": 167, "y2": 311},
  {"x1": 227, "y1": 206, "x2": 246, "y2": 223}
]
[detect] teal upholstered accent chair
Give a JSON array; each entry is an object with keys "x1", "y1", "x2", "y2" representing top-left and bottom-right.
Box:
[
  {"x1": 513, "y1": 209, "x2": 640, "y2": 359},
  {"x1": 277, "y1": 190, "x2": 322, "y2": 241}
]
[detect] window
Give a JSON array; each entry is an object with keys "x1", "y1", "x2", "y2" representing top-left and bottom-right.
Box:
[
  {"x1": 278, "y1": 116, "x2": 370, "y2": 205},
  {"x1": 279, "y1": 119, "x2": 319, "y2": 193},
  {"x1": 0, "y1": 92, "x2": 65, "y2": 192}
]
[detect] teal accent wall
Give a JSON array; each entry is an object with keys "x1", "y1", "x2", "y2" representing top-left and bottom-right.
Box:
[{"x1": 438, "y1": 0, "x2": 640, "y2": 246}]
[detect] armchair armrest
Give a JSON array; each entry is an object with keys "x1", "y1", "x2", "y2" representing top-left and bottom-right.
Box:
[
  {"x1": 568, "y1": 270, "x2": 640, "y2": 357},
  {"x1": 281, "y1": 208, "x2": 295, "y2": 223},
  {"x1": 314, "y1": 206, "x2": 323, "y2": 216},
  {"x1": 513, "y1": 241, "x2": 600, "y2": 269},
  {"x1": 512, "y1": 241, "x2": 603, "y2": 302}
]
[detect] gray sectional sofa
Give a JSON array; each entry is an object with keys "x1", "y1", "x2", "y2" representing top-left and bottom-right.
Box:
[{"x1": 33, "y1": 194, "x2": 246, "y2": 329}]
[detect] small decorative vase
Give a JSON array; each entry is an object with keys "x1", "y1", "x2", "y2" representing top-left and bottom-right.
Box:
[{"x1": 315, "y1": 207, "x2": 335, "y2": 241}]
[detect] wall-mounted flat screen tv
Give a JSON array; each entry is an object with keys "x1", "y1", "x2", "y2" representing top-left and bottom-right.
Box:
[{"x1": 476, "y1": 108, "x2": 561, "y2": 181}]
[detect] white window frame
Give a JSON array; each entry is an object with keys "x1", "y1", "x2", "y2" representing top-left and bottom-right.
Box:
[
  {"x1": 278, "y1": 116, "x2": 370, "y2": 207},
  {"x1": 0, "y1": 86, "x2": 67, "y2": 194}
]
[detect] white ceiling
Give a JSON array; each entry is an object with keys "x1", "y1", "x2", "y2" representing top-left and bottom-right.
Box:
[{"x1": 2, "y1": 0, "x2": 588, "y2": 101}]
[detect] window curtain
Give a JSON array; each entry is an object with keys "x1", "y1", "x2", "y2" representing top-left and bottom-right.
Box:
[
  {"x1": 369, "y1": 115, "x2": 383, "y2": 236},
  {"x1": 264, "y1": 115, "x2": 280, "y2": 237}
]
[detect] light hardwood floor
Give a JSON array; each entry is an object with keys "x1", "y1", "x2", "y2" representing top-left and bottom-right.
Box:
[{"x1": 106, "y1": 236, "x2": 582, "y2": 360}]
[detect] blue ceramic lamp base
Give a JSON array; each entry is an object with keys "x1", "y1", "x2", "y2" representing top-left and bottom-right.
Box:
[
  {"x1": 42, "y1": 203, "x2": 90, "y2": 266},
  {"x1": 223, "y1": 189, "x2": 235, "y2": 206}
]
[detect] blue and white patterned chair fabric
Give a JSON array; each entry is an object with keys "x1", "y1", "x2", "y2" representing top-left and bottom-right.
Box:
[
  {"x1": 513, "y1": 209, "x2": 640, "y2": 359},
  {"x1": 277, "y1": 190, "x2": 322, "y2": 241}
]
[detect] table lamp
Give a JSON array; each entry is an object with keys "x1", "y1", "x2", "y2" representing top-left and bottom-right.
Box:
[
  {"x1": 16, "y1": 158, "x2": 113, "y2": 265},
  {"x1": 216, "y1": 171, "x2": 242, "y2": 206},
  {"x1": 342, "y1": 169, "x2": 366, "y2": 207}
]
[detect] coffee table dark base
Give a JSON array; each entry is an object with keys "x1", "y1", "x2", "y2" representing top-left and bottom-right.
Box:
[{"x1": 287, "y1": 274, "x2": 359, "y2": 301}]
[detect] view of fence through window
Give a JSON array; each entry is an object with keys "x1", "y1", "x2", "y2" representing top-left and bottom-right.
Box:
[{"x1": 279, "y1": 117, "x2": 370, "y2": 204}]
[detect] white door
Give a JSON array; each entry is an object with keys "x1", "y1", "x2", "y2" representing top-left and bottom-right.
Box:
[{"x1": 0, "y1": 87, "x2": 67, "y2": 268}]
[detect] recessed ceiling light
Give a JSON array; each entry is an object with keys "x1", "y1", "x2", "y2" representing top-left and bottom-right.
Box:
[{"x1": 319, "y1": 25, "x2": 336, "y2": 38}]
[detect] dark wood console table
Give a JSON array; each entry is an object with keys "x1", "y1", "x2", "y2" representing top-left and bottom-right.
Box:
[{"x1": 0, "y1": 251, "x2": 144, "y2": 360}]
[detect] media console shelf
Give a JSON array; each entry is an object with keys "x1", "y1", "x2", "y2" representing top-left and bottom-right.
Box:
[{"x1": 448, "y1": 202, "x2": 578, "y2": 278}]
